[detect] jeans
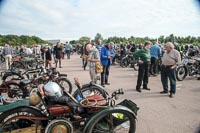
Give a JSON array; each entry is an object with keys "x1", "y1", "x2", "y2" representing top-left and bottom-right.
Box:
[
  {"x1": 66, "y1": 50, "x2": 71, "y2": 59},
  {"x1": 149, "y1": 57, "x2": 158, "y2": 74},
  {"x1": 101, "y1": 64, "x2": 110, "y2": 85},
  {"x1": 161, "y1": 65, "x2": 176, "y2": 94}
]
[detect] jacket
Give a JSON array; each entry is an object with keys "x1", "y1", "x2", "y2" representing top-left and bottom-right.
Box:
[{"x1": 100, "y1": 45, "x2": 115, "y2": 66}]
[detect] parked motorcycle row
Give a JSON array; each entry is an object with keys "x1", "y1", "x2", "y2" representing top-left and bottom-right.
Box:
[{"x1": 0, "y1": 53, "x2": 139, "y2": 133}]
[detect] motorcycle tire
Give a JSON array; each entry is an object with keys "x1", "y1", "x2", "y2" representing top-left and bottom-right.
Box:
[
  {"x1": 176, "y1": 66, "x2": 188, "y2": 81},
  {"x1": 86, "y1": 108, "x2": 136, "y2": 133}
]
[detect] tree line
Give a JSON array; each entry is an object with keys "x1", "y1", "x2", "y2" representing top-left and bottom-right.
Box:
[
  {"x1": 73, "y1": 33, "x2": 200, "y2": 46},
  {"x1": 0, "y1": 34, "x2": 48, "y2": 46},
  {"x1": 0, "y1": 33, "x2": 200, "y2": 46}
]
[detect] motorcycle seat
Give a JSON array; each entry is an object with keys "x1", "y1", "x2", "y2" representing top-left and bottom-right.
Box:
[{"x1": 20, "y1": 79, "x2": 31, "y2": 86}]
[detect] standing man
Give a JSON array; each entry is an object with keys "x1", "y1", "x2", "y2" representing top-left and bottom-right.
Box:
[
  {"x1": 160, "y1": 42, "x2": 181, "y2": 98},
  {"x1": 100, "y1": 42, "x2": 115, "y2": 87},
  {"x1": 65, "y1": 41, "x2": 72, "y2": 59},
  {"x1": 96, "y1": 39, "x2": 103, "y2": 55},
  {"x1": 54, "y1": 42, "x2": 62, "y2": 68},
  {"x1": 133, "y1": 41, "x2": 151, "y2": 92},
  {"x1": 149, "y1": 42, "x2": 161, "y2": 76},
  {"x1": 2, "y1": 44, "x2": 12, "y2": 70},
  {"x1": 86, "y1": 43, "x2": 100, "y2": 83},
  {"x1": 119, "y1": 43, "x2": 126, "y2": 66}
]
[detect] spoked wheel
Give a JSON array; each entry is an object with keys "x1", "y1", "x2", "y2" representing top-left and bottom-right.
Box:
[
  {"x1": 73, "y1": 85, "x2": 109, "y2": 102},
  {"x1": 176, "y1": 66, "x2": 187, "y2": 81},
  {"x1": 3, "y1": 73, "x2": 23, "y2": 82},
  {"x1": 6, "y1": 82, "x2": 22, "y2": 98},
  {"x1": 45, "y1": 119, "x2": 73, "y2": 133},
  {"x1": 121, "y1": 59, "x2": 128, "y2": 68},
  {"x1": 11, "y1": 61, "x2": 25, "y2": 71},
  {"x1": 0, "y1": 107, "x2": 46, "y2": 133},
  {"x1": 57, "y1": 78, "x2": 73, "y2": 94},
  {"x1": 86, "y1": 109, "x2": 136, "y2": 133},
  {"x1": 132, "y1": 63, "x2": 138, "y2": 71}
]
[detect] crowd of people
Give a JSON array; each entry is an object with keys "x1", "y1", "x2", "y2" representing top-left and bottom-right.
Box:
[{"x1": 0, "y1": 40, "x2": 199, "y2": 98}]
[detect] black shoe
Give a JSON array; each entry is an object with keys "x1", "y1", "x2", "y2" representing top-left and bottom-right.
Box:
[
  {"x1": 59, "y1": 66, "x2": 62, "y2": 68},
  {"x1": 143, "y1": 87, "x2": 150, "y2": 90},
  {"x1": 105, "y1": 83, "x2": 110, "y2": 85},
  {"x1": 101, "y1": 84, "x2": 105, "y2": 87},
  {"x1": 136, "y1": 88, "x2": 142, "y2": 93},
  {"x1": 152, "y1": 74, "x2": 157, "y2": 77},
  {"x1": 160, "y1": 91, "x2": 168, "y2": 94},
  {"x1": 169, "y1": 93, "x2": 175, "y2": 98}
]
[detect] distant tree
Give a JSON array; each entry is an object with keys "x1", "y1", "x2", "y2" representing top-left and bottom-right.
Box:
[
  {"x1": 78, "y1": 36, "x2": 90, "y2": 44},
  {"x1": 94, "y1": 33, "x2": 103, "y2": 43}
]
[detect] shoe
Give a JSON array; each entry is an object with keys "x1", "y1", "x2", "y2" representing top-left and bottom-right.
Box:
[
  {"x1": 169, "y1": 93, "x2": 175, "y2": 98},
  {"x1": 59, "y1": 66, "x2": 62, "y2": 68},
  {"x1": 136, "y1": 88, "x2": 142, "y2": 93},
  {"x1": 152, "y1": 74, "x2": 157, "y2": 77},
  {"x1": 143, "y1": 87, "x2": 150, "y2": 90},
  {"x1": 101, "y1": 84, "x2": 105, "y2": 87},
  {"x1": 105, "y1": 83, "x2": 110, "y2": 85},
  {"x1": 160, "y1": 91, "x2": 168, "y2": 94}
]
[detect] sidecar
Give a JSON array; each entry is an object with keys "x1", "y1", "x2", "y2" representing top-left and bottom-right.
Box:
[{"x1": 0, "y1": 82, "x2": 139, "y2": 133}]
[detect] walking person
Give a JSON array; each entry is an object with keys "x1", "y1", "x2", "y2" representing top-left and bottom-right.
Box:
[
  {"x1": 100, "y1": 42, "x2": 115, "y2": 87},
  {"x1": 86, "y1": 43, "x2": 100, "y2": 83},
  {"x1": 65, "y1": 41, "x2": 72, "y2": 59},
  {"x1": 133, "y1": 41, "x2": 151, "y2": 92},
  {"x1": 149, "y1": 42, "x2": 161, "y2": 76},
  {"x1": 2, "y1": 44, "x2": 12, "y2": 70},
  {"x1": 54, "y1": 42, "x2": 62, "y2": 68},
  {"x1": 160, "y1": 42, "x2": 181, "y2": 98}
]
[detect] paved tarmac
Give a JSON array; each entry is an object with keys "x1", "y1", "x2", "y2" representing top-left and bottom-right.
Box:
[
  {"x1": 0, "y1": 54, "x2": 199, "y2": 133},
  {"x1": 57, "y1": 54, "x2": 200, "y2": 133}
]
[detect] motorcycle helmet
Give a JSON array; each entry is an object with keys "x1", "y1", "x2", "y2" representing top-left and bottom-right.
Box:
[
  {"x1": 44, "y1": 82, "x2": 63, "y2": 97},
  {"x1": 29, "y1": 88, "x2": 41, "y2": 106}
]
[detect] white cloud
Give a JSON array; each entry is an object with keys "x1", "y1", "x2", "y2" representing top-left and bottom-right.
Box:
[{"x1": 0, "y1": 0, "x2": 200, "y2": 40}]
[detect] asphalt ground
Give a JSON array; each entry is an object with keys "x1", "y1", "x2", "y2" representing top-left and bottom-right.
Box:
[
  {"x1": 0, "y1": 54, "x2": 200, "y2": 133},
  {"x1": 57, "y1": 54, "x2": 200, "y2": 133}
]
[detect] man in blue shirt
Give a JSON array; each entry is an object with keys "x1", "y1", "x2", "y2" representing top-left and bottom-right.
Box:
[{"x1": 149, "y1": 42, "x2": 161, "y2": 76}]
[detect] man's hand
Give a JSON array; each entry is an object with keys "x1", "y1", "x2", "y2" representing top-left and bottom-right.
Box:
[{"x1": 138, "y1": 59, "x2": 144, "y2": 64}]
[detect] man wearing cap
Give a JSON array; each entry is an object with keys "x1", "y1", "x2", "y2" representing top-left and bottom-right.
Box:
[
  {"x1": 100, "y1": 42, "x2": 115, "y2": 87},
  {"x1": 133, "y1": 41, "x2": 151, "y2": 92}
]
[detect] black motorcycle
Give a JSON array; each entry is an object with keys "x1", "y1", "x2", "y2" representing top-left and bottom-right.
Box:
[
  {"x1": 176, "y1": 56, "x2": 200, "y2": 81},
  {"x1": 120, "y1": 52, "x2": 138, "y2": 71}
]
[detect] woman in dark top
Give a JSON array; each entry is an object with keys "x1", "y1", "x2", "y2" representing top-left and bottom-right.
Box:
[{"x1": 44, "y1": 46, "x2": 52, "y2": 68}]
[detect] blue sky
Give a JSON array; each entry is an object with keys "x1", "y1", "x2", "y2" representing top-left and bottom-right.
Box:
[{"x1": 0, "y1": 0, "x2": 200, "y2": 40}]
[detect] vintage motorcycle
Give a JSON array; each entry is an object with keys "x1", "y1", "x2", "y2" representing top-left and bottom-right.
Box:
[
  {"x1": 176, "y1": 56, "x2": 200, "y2": 81},
  {"x1": 0, "y1": 67, "x2": 72, "y2": 100},
  {"x1": 0, "y1": 78, "x2": 139, "y2": 133}
]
